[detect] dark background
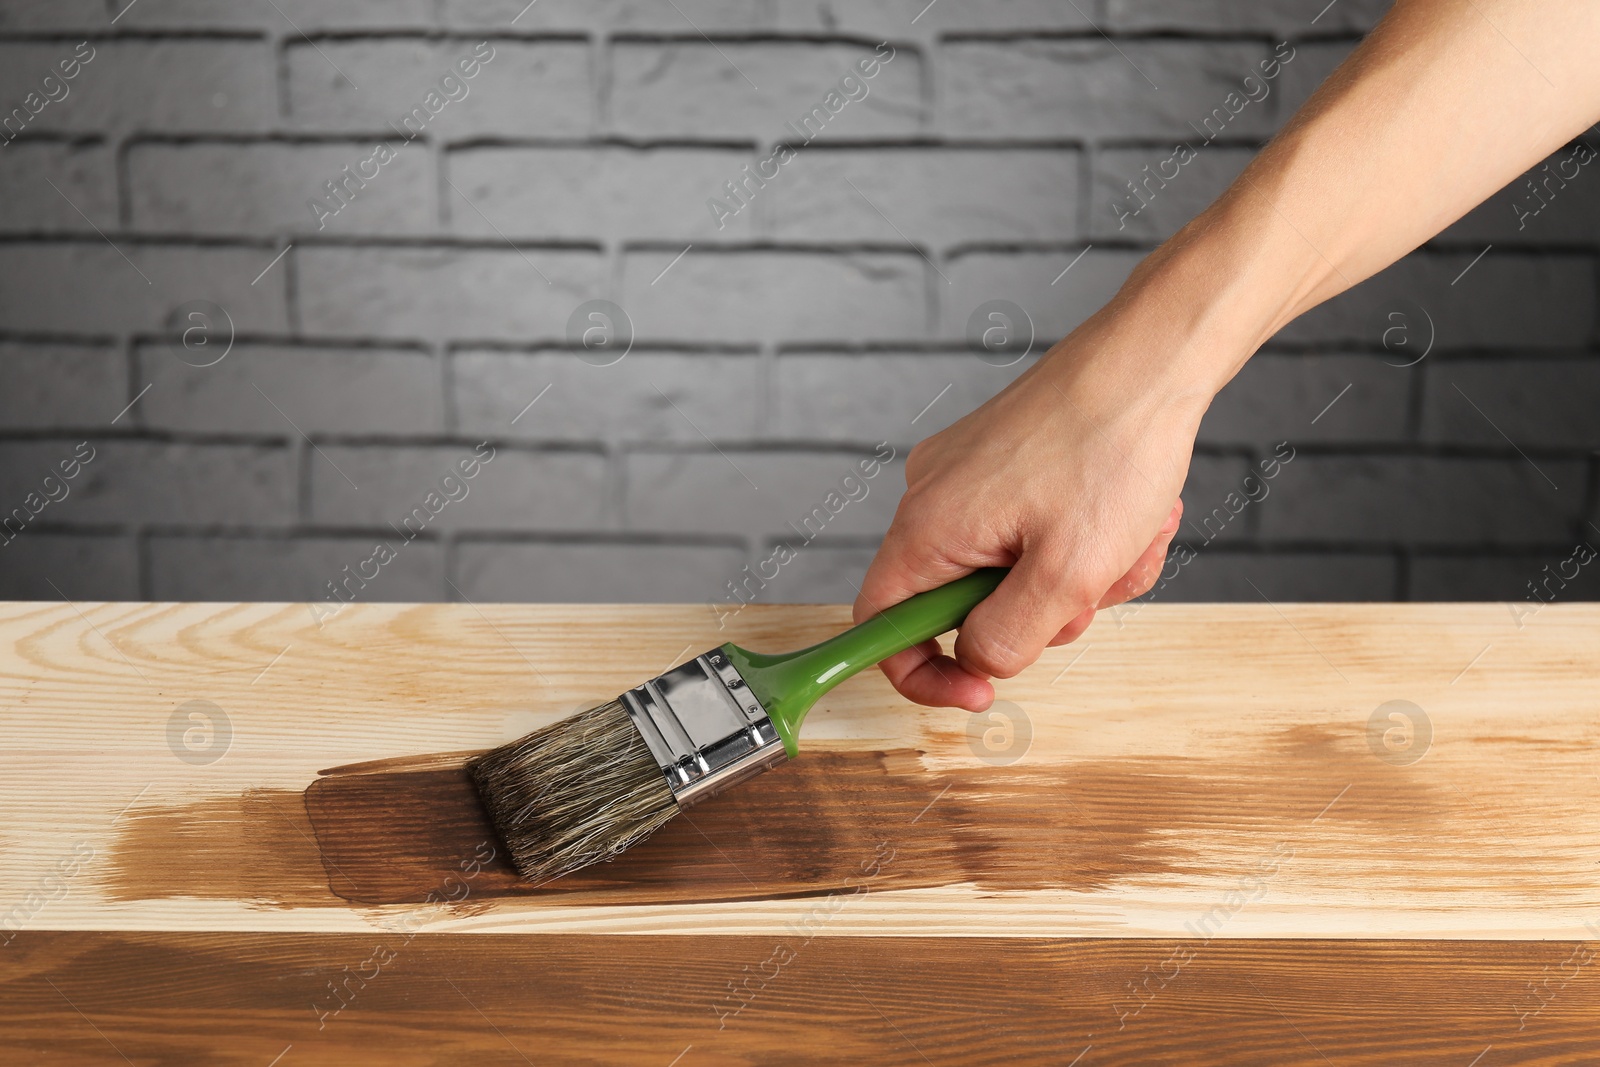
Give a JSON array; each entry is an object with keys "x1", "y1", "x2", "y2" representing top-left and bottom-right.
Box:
[{"x1": 1, "y1": 0, "x2": 1596, "y2": 609}]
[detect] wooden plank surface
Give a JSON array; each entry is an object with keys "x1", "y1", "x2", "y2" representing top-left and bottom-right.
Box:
[
  {"x1": 1, "y1": 600, "x2": 1597, "y2": 938},
  {"x1": 4, "y1": 933, "x2": 1599, "y2": 1066},
  {"x1": 3, "y1": 599, "x2": 1599, "y2": 1065}
]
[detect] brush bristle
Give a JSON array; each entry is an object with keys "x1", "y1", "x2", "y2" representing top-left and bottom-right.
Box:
[{"x1": 469, "y1": 699, "x2": 678, "y2": 884}]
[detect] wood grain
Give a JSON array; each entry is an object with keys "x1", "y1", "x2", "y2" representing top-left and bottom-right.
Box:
[
  {"x1": 3, "y1": 599, "x2": 1599, "y2": 1064},
  {"x1": 2, "y1": 600, "x2": 1597, "y2": 937},
  {"x1": 4, "y1": 933, "x2": 1598, "y2": 1066}
]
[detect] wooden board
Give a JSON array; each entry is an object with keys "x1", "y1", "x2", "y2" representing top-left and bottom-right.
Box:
[
  {"x1": 2, "y1": 599, "x2": 1598, "y2": 1064},
  {"x1": 5, "y1": 934, "x2": 1599, "y2": 1066},
  {"x1": 2, "y1": 600, "x2": 1597, "y2": 938}
]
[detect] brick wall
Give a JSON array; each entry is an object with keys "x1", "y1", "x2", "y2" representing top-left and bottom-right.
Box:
[{"x1": 1, "y1": 0, "x2": 1597, "y2": 610}]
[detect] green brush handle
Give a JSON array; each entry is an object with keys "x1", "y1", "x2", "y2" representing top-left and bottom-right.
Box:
[{"x1": 721, "y1": 568, "x2": 1007, "y2": 757}]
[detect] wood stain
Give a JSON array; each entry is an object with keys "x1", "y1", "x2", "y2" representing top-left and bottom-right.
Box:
[{"x1": 104, "y1": 723, "x2": 1437, "y2": 908}]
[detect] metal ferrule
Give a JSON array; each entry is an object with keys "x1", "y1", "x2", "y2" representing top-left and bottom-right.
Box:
[{"x1": 620, "y1": 647, "x2": 788, "y2": 808}]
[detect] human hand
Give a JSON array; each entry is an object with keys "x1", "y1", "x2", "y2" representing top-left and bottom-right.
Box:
[{"x1": 854, "y1": 293, "x2": 1220, "y2": 711}]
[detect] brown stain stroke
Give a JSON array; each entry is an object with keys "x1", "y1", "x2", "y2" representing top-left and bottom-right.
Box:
[
  {"x1": 102, "y1": 722, "x2": 1440, "y2": 908},
  {"x1": 301, "y1": 748, "x2": 1217, "y2": 906},
  {"x1": 103, "y1": 787, "x2": 336, "y2": 908}
]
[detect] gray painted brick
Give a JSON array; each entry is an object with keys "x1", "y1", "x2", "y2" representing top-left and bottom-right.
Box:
[
  {"x1": 1132, "y1": 550, "x2": 1398, "y2": 604},
  {"x1": 0, "y1": 41, "x2": 275, "y2": 135},
  {"x1": 1103, "y1": 0, "x2": 1392, "y2": 33},
  {"x1": 620, "y1": 250, "x2": 926, "y2": 344},
  {"x1": 1089, "y1": 145, "x2": 1253, "y2": 242},
  {"x1": 296, "y1": 246, "x2": 602, "y2": 342},
  {"x1": 114, "y1": 0, "x2": 435, "y2": 29},
  {"x1": 440, "y1": 0, "x2": 763, "y2": 31},
  {"x1": 0, "y1": 0, "x2": 433, "y2": 29},
  {"x1": 749, "y1": 542, "x2": 877, "y2": 604},
  {"x1": 0, "y1": 141, "x2": 115, "y2": 233},
  {"x1": 1420, "y1": 358, "x2": 1600, "y2": 450},
  {"x1": 446, "y1": 145, "x2": 756, "y2": 241},
  {"x1": 0, "y1": 243, "x2": 289, "y2": 334},
  {"x1": 286, "y1": 39, "x2": 591, "y2": 137},
  {"x1": 774, "y1": 0, "x2": 1096, "y2": 34},
  {"x1": 1199, "y1": 353, "x2": 1411, "y2": 446},
  {"x1": 0, "y1": 532, "x2": 139, "y2": 599},
  {"x1": 942, "y1": 40, "x2": 1276, "y2": 140},
  {"x1": 0, "y1": 1, "x2": 1595, "y2": 609},
  {"x1": 309, "y1": 444, "x2": 606, "y2": 531},
  {"x1": 148, "y1": 534, "x2": 444, "y2": 602},
  {"x1": 943, "y1": 248, "x2": 1141, "y2": 341},
  {"x1": 626, "y1": 448, "x2": 903, "y2": 538},
  {"x1": 609, "y1": 42, "x2": 922, "y2": 139},
  {"x1": 129, "y1": 141, "x2": 436, "y2": 236},
  {"x1": 765, "y1": 147, "x2": 1081, "y2": 247},
  {"x1": 1279, "y1": 253, "x2": 1597, "y2": 349},
  {"x1": 1274, "y1": 41, "x2": 1354, "y2": 117},
  {"x1": 1444, "y1": 146, "x2": 1600, "y2": 248},
  {"x1": 1259, "y1": 456, "x2": 1586, "y2": 543},
  {"x1": 453, "y1": 350, "x2": 761, "y2": 443},
  {"x1": 0, "y1": 1, "x2": 103, "y2": 28},
  {"x1": 456, "y1": 540, "x2": 745, "y2": 602},
  {"x1": 0, "y1": 440, "x2": 294, "y2": 525},
  {"x1": 137, "y1": 343, "x2": 442, "y2": 436},
  {"x1": 0, "y1": 342, "x2": 126, "y2": 428},
  {"x1": 1177, "y1": 453, "x2": 1254, "y2": 544},
  {"x1": 1410, "y1": 549, "x2": 1600, "y2": 603},
  {"x1": 774, "y1": 351, "x2": 1032, "y2": 442}
]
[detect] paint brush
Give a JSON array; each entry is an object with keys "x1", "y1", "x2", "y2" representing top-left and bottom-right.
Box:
[{"x1": 470, "y1": 568, "x2": 1006, "y2": 883}]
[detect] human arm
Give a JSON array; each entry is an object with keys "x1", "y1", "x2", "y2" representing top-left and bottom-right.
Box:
[{"x1": 857, "y1": 0, "x2": 1600, "y2": 710}]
